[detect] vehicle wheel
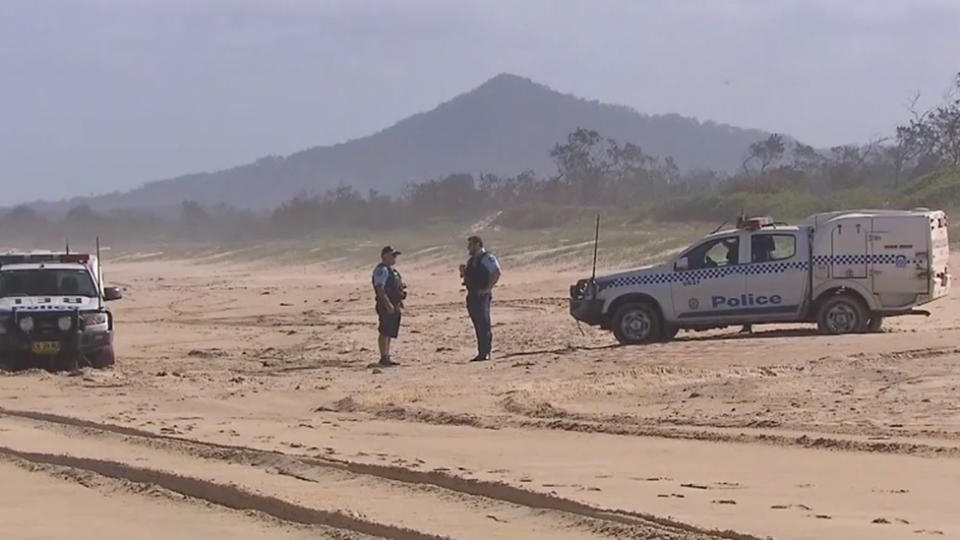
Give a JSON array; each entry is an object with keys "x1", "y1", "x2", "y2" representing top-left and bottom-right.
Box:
[
  {"x1": 866, "y1": 314, "x2": 884, "y2": 333},
  {"x1": 816, "y1": 295, "x2": 868, "y2": 335},
  {"x1": 87, "y1": 347, "x2": 116, "y2": 369},
  {"x1": 661, "y1": 324, "x2": 680, "y2": 341},
  {"x1": 612, "y1": 302, "x2": 661, "y2": 345}
]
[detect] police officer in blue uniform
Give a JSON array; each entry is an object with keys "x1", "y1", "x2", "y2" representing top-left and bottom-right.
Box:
[
  {"x1": 460, "y1": 236, "x2": 501, "y2": 362},
  {"x1": 372, "y1": 246, "x2": 406, "y2": 366}
]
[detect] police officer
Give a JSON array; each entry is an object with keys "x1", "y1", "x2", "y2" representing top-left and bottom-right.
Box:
[
  {"x1": 460, "y1": 236, "x2": 501, "y2": 362},
  {"x1": 372, "y1": 246, "x2": 406, "y2": 366}
]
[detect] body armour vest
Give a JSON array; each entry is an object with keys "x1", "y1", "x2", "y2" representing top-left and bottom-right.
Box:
[
  {"x1": 464, "y1": 253, "x2": 492, "y2": 293},
  {"x1": 373, "y1": 263, "x2": 406, "y2": 304}
]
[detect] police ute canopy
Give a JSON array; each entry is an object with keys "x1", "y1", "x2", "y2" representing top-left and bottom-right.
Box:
[
  {"x1": 0, "y1": 250, "x2": 123, "y2": 371},
  {"x1": 570, "y1": 209, "x2": 950, "y2": 344}
]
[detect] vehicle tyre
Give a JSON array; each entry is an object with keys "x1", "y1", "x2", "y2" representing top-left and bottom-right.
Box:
[
  {"x1": 866, "y1": 314, "x2": 884, "y2": 333},
  {"x1": 612, "y1": 302, "x2": 661, "y2": 345},
  {"x1": 816, "y1": 294, "x2": 868, "y2": 335},
  {"x1": 661, "y1": 324, "x2": 680, "y2": 341},
  {"x1": 87, "y1": 347, "x2": 116, "y2": 369}
]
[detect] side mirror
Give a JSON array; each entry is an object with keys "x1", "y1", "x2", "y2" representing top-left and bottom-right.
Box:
[
  {"x1": 103, "y1": 287, "x2": 123, "y2": 301},
  {"x1": 675, "y1": 257, "x2": 689, "y2": 271}
]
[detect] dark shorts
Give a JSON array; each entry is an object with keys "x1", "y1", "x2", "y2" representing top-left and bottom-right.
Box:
[{"x1": 376, "y1": 305, "x2": 402, "y2": 338}]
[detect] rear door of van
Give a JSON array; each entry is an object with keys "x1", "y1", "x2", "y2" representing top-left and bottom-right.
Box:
[
  {"x1": 869, "y1": 215, "x2": 930, "y2": 308},
  {"x1": 930, "y1": 211, "x2": 950, "y2": 301}
]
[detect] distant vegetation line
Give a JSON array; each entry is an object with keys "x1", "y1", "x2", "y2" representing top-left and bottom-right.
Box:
[{"x1": 1, "y1": 73, "x2": 958, "y2": 248}]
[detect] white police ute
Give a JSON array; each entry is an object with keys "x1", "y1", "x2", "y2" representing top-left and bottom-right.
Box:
[
  {"x1": 570, "y1": 210, "x2": 950, "y2": 344},
  {"x1": 0, "y1": 251, "x2": 123, "y2": 370}
]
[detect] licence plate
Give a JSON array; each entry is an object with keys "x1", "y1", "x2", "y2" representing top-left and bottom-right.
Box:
[{"x1": 31, "y1": 341, "x2": 61, "y2": 355}]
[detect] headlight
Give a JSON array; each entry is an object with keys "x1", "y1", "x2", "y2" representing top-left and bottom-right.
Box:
[
  {"x1": 570, "y1": 279, "x2": 593, "y2": 299},
  {"x1": 58, "y1": 316, "x2": 73, "y2": 331},
  {"x1": 82, "y1": 312, "x2": 108, "y2": 328},
  {"x1": 19, "y1": 316, "x2": 34, "y2": 332}
]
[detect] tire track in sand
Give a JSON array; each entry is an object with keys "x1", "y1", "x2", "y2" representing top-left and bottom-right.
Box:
[
  {"x1": 0, "y1": 448, "x2": 440, "y2": 540},
  {"x1": 0, "y1": 406, "x2": 759, "y2": 540},
  {"x1": 312, "y1": 397, "x2": 960, "y2": 458}
]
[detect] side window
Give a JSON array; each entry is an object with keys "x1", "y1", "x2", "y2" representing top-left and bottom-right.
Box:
[
  {"x1": 751, "y1": 234, "x2": 796, "y2": 263},
  {"x1": 679, "y1": 236, "x2": 740, "y2": 270}
]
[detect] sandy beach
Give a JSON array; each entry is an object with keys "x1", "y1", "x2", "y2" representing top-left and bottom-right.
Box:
[{"x1": 2, "y1": 253, "x2": 959, "y2": 539}]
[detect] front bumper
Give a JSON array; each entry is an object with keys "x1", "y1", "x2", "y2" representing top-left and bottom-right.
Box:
[
  {"x1": 569, "y1": 280, "x2": 605, "y2": 326},
  {"x1": 0, "y1": 310, "x2": 113, "y2": 361},
  {"x1": 570, "y1": 298, "x2": 604, "y2": 326},
  {"x1": 0, "y1": 331, "x2": 111, "y2": 356}
]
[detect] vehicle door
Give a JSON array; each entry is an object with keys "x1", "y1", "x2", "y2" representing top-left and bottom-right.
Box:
[
  {"x1": 670, "y1": 233, "x2": 746, "y2": 321},
  {"x1": 743, "y1": 231, "x2": 806, "y2": 320},
  {"x1": 830, "y1": 217, "x2": 871, "y2": 279}
]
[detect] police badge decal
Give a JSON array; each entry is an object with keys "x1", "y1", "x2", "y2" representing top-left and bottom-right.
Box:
[{"x1": 688, "y1": 298, "x2": 700, "y2": 310}]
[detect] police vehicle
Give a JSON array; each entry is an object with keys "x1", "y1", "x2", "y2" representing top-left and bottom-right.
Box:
[
  {"x1": 570, "y1": 210, "x2": 950, "y2": 344},
  {"x1": 0, "y1": 250, "x2": 122, "y2": 370}
]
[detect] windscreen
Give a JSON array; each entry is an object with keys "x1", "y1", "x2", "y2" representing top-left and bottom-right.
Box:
[{"x1": 0, "y1": 269, "x2": 98, "y2": 297}]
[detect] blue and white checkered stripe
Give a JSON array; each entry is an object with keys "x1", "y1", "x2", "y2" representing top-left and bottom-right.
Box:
[
  {"x1": 598, "y1": 254, "x2": 920, "y2": 291},
  {"x1": 812, "y1": 254, "x2": 918, "y2": 266},
  {"x1": 599, "y1": 261, "x2": 807, "y2": 290},
  {"x1": 740, "y1": 261, "x2": 809, "y2": 275},
  {"x1": 600, "y1": 267, "x2": 728, "y2": 289}
]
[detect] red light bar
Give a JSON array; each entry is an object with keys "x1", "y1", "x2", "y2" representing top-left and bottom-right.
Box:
[
  {"x1": 736, "y1": 216, "x2": 774, "y2": 231},
  {"x1": 60, "y1": 254, "x2": 90, "y2": 264}
]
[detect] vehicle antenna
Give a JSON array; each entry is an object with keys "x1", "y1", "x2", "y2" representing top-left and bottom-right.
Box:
[
  {"x1": 96, "y1": 236, "x2": 103, "y2": 311},
  {"x1": 737, "y1": 207, "x2": 746, "y2": 228},
  {"x1": 590, "y1": 214, "x2": 600, "y2": 282}
]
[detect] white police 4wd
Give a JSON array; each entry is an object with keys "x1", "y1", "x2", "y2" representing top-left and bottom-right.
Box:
[
  {"x1": 0, "y1": 252, "x2": 123, "y2": 370},
  {"x1": 570, "y1": 210, "x2": 950, "y2": 344}
]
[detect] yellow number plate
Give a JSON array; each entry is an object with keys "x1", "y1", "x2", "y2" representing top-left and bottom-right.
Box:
[{"x1": 31, "y1": 341, "x2": 61, "y2": 355}]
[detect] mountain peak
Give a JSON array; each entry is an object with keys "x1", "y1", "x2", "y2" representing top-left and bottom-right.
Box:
[
  {"x1": 473, "y1": 73, "x2": 548, "y2": 94},
  {"x1": 484, "y1": 72, "x2": 534, "y2": 85}
]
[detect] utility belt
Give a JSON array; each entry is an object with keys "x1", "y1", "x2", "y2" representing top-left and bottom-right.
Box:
[
  {"x1": 463, "y1": 276, "x2": 490, "y2": 291},
  {"x1": 465, "y1": 286, "x2": 491, "y2": 297}
]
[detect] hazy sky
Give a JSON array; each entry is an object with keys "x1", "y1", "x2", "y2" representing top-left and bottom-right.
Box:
[{"x1": 1, "y1": 0, "x2": 958, "y2": 205}]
